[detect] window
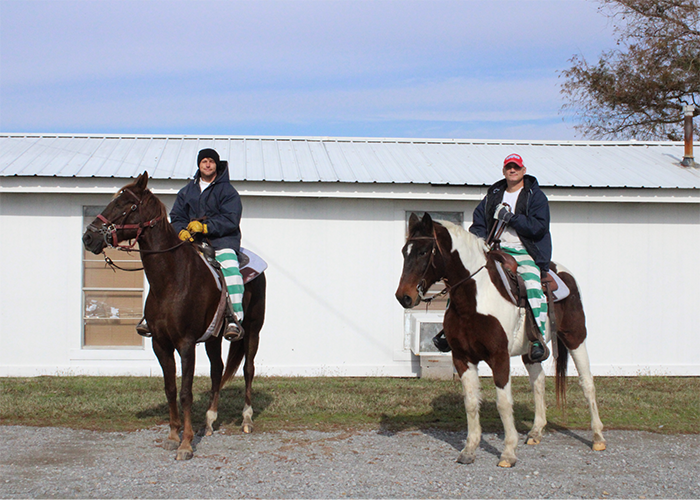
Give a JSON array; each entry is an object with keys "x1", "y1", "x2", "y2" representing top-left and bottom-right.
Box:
[{"x1": 83, "y1": 207, "x2": 145, "y2": 347}]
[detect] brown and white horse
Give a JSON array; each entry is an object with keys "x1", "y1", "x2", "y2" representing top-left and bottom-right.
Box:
[
  {"x1": 82, "y1": 172, "x2": 266, "y2": 460},
  {"x1": 395, "y1": 212, "x2": 605, "y2": 467}
]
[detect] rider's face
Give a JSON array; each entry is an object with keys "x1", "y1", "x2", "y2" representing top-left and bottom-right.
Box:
[
  {"x1": 199, "y1": 158, "x2": 217, "y2": 182},
  {"x1": 502, "y1": 163, "x2": 526, "y2": 185}
]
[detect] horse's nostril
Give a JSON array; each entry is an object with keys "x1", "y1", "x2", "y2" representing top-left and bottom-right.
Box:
[{"x1": 402, "y1": 295, "x2": 414, "y2": 308}]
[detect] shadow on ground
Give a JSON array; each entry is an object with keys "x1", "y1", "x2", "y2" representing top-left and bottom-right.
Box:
[
  {"x1": 378, "y1": 390, "x2": 546, "y2": 455},
  {"x1": 136, "y1": 382, "x2": 274, "y2": 435}
]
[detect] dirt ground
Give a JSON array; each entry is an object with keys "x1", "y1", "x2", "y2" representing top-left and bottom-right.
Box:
[{"x1": 1, "y1": 425, "x2": 698, "y2": 499}]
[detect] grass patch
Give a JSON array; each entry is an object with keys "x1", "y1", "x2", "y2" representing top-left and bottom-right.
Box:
[{"x1": 0, "y1": 376, "x2": 697, "y2": 434}]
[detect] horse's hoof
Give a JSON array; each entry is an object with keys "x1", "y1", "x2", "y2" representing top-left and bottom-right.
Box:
[
  {"x1": 242, "y1": 423, "x2": 254, "y2": 434},
  {"x1": 176, "y1": 449, "x2": 193, "y2": 461},
  {"x1": 456, "y1": 452, "x2": 475, "y2": 464},
  {"x1": 498, "y1": 457, "x2": 517, "y2": 469},
  {"x1": 526, "y1": 436, "x2": 541, "y2": 445},
  {"x1": 205, "y1": 429, "x2": 213, "y2": 437},
  {"x1": 592, "y1": 442, "x2": 607, "y2": 451},
  {"x1": 163, "y1": 439, "x2": 179, "y2": 451}
]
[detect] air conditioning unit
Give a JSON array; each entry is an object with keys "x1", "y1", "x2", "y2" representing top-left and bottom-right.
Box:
[
  {"x1": 405, "y1": 311, "x2": 450, "y2": 357},
  {"x1": 404, "y1": 311, "x2": 454, "y2": 379}
]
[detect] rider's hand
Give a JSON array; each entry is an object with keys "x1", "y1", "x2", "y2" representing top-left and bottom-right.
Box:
[
  {"x1": 186, "y1": 221, "x2": 207, "y2": 234},
  {"x1": 179, "y1": 229, "x2": 194, "y2": 242},
  {"x1": 494, "y1": 203, "x2": 513, "y2": 223}
]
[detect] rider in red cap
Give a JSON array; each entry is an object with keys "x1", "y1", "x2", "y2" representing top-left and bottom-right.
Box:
[{"x1": 465, "y1": 153, "x2": 552, "y2": 362}]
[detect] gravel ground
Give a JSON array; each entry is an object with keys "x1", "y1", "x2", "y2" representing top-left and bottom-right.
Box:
[{"x1": 0, "y1": 425, "x2": 697, "y2": 499}]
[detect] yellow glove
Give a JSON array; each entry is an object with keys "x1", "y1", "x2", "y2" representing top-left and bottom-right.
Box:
[
  {"x1": 178, "y1": 229, "x2": 193, "y2": 242},
  {"x1": 186, "y1": 221, "x2": 207, "y2": 234}
]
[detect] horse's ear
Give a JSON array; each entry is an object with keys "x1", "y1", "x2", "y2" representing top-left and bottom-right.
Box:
[
  {"x1": 135, "y1": 171, "x2": 149, "y2": 189},
  {"x1": 421, "y1": 212, "x2": 433, "y2": 227},
  {"x1": 408, "y1": 213, "x2": 420, "y2": 233}
]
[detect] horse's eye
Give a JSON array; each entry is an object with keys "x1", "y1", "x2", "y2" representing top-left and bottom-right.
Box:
[{"x1": 418, "y1": 248, "x2": 429, "y2": 257}]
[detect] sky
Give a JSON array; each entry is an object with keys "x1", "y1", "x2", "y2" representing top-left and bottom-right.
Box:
[{"x1": 0, "y1": 0, "x2": 617, "y2": 141}]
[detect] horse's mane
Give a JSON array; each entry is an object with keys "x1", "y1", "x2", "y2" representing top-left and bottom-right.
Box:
[
  {"x1": 435, "y1": 219, "x2": 488, "y2": 269},
  {"x1": 117, "y1": 181, "x2": 169, "y2": 222}
]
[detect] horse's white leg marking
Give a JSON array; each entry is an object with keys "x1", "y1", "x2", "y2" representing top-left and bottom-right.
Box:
[
  {"x1": 457, "y1": 364, "x2": 481, "y2": 464},
  {"x1": 495, "y1": 379, "x2": 518, "y2": 467},
  {"x1": 241, "y1": 404, "x2": 254, "y2": 434},
  {"x1": 569, "y1": 342, "x2": 606, "y2": 451},
  {"x1": 525, "y1": 362, "x2": 547, "y2": 445},
  {"x1": 205, "y1": 410, "x2": 217, "y2": 436}
]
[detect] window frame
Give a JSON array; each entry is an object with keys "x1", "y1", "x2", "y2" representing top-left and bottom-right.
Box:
[{"x1": 82, "y1": 206, "x2": 146, "y2": 349}]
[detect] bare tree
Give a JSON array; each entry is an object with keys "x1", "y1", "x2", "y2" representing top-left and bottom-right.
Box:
[{"x1": 561, "y1": 0, "x2": 700, "y2": 140}]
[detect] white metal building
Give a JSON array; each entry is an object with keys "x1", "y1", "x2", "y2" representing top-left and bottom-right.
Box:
[{"x1": 1, "y1": 133, "x2": 699, "y2": 377}]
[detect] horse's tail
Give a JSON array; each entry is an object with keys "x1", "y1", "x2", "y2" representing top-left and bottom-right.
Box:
[
  {"x1": 555, "y1": 334, "x2": 569, "y2": 409},
  {"x1": 220, "y1": 272, "x2": 266, "y2": 389},
  {"x1": 221, "y1": 342, "x2": 246, "y2": 388}
]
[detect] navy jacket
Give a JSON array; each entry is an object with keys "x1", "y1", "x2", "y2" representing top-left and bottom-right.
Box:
[
  {"x1": 469, "y1": 174, "x2": 551, "y2": 273},
  {"x1": 170, "y1": 161, "x2": 242, "y2": 251}
]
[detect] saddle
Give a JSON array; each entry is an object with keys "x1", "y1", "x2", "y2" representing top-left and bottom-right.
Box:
[
  {"x1": 487, "y1": 250, "x2": 570, "y2": 307},
  {"x1": 193, "y1": 242, "x2": 268, "y2": 343}
]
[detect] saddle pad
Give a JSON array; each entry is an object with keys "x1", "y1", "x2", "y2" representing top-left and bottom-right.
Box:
[
  {"x1": 240, "y1": 247, "x2": 267, "y2": 284},
  {"x1": 548, "y1": 270, "x2": 570, "y2": 302},
  {"x1": 493, "y1": 261, "x2": 570, "y2": 303}
]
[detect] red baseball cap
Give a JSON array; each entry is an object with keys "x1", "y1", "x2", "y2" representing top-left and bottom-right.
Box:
[{"x1": 503, "y1": 153, "x2": 524, "y2": 168}]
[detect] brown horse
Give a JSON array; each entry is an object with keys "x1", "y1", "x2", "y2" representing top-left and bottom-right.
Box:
[
  {"x1": 82, "y1": 172, "x2": 266, "y2": 460},
  {"x1": 395, "y1": 212, "x2": 605, "y2": 467}
]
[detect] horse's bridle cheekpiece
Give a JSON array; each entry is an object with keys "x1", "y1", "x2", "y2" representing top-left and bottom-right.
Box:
[
  {"x1": 410, "y1": 227, "x2": 484, "y2": 303},
  {"x1": 87, "y1": 188, "x2": 162, "y2": 250}
]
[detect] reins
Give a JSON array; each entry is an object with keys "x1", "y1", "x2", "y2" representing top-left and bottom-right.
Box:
[{"x1": 410, "y1": 226, "x2": 485, "y2": 303}]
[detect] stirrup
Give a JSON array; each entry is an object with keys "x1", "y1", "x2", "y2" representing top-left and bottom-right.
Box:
[
  {"x1": 135, "y1": 317, "x2": 151, "y2": 338},
  {"x1": 432, "y1": 330, "x2": 451, "y2": 353},
  {"x1": 528, "y1": 340, "x2": 549, "y2": 363},
  {"x1": 223, "y1": 314, "x2": 245, "y2": 342}
]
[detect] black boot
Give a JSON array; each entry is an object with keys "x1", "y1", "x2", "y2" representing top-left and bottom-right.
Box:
[
  {"x1": 529, "y1": 341, "x2": 546, "y2": 362},
  {"x1": 224, "y1": 309, "x2": 244, "y2": 342},
  {"x1": 432, "y1": 330, "x2": 451, "y2": 353},
  {"x1": 135, "y1": 317, "x2": 151, "y2": 337}
]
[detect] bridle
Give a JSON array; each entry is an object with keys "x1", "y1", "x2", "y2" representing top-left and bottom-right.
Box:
[
  {"x1": 86, "y1": 188, "x2": 163, "y2": 250},
  {"x1": 408, "y1": 227, "x2": 485, "y2": 303}
]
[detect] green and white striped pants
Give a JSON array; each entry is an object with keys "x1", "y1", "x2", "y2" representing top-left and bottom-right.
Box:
[
  {"x1": 501, "y1": 246, "x2": 547, "y2": 337},
  {"x1": 215, "y1": 248, "x2": 244, "y2": 322}
]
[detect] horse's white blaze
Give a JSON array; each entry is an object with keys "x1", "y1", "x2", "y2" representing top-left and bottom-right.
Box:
[{"x1": 406, "y1": 243, "x2": 413, "y2": 256}]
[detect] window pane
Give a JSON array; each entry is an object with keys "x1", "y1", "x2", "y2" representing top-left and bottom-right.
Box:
[
  {"x1": 419, "y1": 322, "x2": 444, "y2": 353},
  {"x1": 84, "y1": 291, "x2": 143, "y2": 320},
  {"x1": 84, "y1": 261, "x2": 143, "y2": 288},
  {"x1": 84, "y1": 320, "x2": 142, "y2": 347}
]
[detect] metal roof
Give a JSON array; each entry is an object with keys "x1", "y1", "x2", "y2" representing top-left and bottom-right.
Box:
[{"x1": 1, "y1": 133, "x2": 699, "y2": 189}]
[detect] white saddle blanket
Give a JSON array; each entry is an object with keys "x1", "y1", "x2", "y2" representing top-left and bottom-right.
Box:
[{"x1": 240, "y1": 247, "x2": 267, "y2": 284}]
